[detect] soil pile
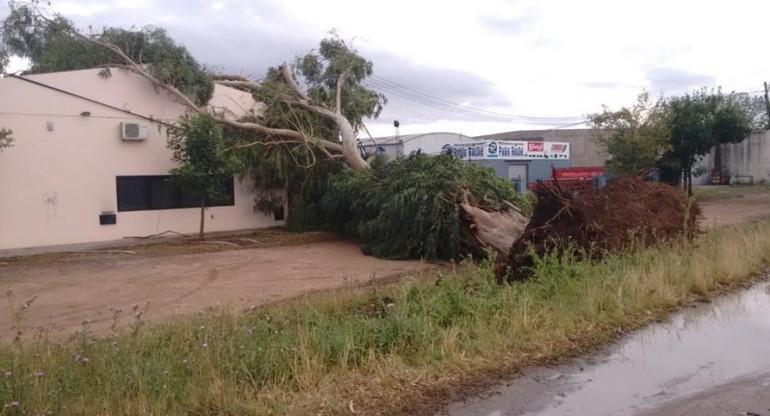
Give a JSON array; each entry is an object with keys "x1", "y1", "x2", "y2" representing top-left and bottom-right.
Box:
[{"x1": 499, "y1": 178, "x2": 700, "y2": 282}]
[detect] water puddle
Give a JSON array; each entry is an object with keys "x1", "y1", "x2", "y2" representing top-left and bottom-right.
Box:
[{"x1": 443, "y1": 281, "x2": 770, "y2": 416}]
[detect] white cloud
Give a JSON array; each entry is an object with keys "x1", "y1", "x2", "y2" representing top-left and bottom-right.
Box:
[{"x1": 20, "y1": 0, "x2": 770, "y2": 136}]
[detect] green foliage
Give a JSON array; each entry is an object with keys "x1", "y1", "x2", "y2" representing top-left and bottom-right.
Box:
[
  {"x1": 241, "y1": 34, "x2": 387, "y2": 222},
  {"x1": 167, "y1": 114, "x2": 242, "y2": 206},
  {"x1": 1, "y1": 2, "x2": 213, "y2": 105},
  {"x1": 297, "y1": 34, "x2": 386, "y2": 128},
  {"x1": 659, "y1": 88, "x2": 753, "y2": 192},
  {"x1": 588, "y1": 91, "x2": 671, "y2": 177},
  {"x1": 322, "y1": 154, "x2": 528, "y2": 260},
  {"x1": 0, "y1": 128, "x2": 12, "y2": 150},
  {"x1": 0, "y1": 47, "x2": 8, "y2": 74}
]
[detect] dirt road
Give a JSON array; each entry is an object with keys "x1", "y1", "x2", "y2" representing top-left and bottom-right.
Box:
[
  {"x1": 0, "y1": 240, "x2": 435, "y2": 340},
  {"x1": 698, "y1": 186, "x2": 770, "y2": 228}
]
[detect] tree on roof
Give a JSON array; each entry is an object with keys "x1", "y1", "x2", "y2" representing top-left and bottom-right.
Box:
[{"x1": 0, "y1": 2, "x2": 383, "y2": 171}]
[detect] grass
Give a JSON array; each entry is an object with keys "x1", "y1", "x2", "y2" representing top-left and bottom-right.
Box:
[
  {"x1": 3, "y1": 222, "x2": 770, "y2": 415},
  {"x1": 694, "y1": 184, "x2": 770, "y2": 200}
]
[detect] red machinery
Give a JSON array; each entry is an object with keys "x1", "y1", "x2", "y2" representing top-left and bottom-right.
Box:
[{"x1": 529, "y1": 167, "x2": 606, "y2": 193}]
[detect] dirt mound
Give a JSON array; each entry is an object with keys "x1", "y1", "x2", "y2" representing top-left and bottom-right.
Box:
[{"x1": 499, "y1": 178, "x2": 700, "y2": 282}]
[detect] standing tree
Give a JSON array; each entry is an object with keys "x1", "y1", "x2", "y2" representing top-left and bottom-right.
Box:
[
  {"x1": 167, "y1": 114, "x2": 242, "y2": 239},
  {"x1": 660, "y1": 89, "x2": 752, "y2": 196},
  {"x1": 588, "y1": 91, "x2": 670, "y2": 177}
]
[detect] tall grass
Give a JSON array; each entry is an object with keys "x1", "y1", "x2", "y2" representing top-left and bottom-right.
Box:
[{"x1": 2, "y1": 222, "x2": 770, "y2": 416}]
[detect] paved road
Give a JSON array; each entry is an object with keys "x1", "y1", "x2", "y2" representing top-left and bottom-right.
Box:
[{"x1": 442, "y1": 282, "x2": 770, "y2": 416}]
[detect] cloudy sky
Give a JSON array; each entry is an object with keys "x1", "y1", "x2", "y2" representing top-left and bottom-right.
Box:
[{"x1": 3, "y1": 0, "x2": 769, "y2": 137}]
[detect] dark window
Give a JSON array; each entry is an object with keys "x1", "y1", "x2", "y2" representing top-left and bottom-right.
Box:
[{"x1": 116, "y1": 175, "x2": 235, "y2": 212}]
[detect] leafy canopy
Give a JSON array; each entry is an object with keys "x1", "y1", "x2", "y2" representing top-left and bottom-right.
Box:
[
  {"x1": 588, "y1": 91, "x2": 670, "y2": 177},
  {"x1": 1, "y1": 1, "x2": 213, "y2": 105},
  {"x1": 661, "y1": 88, "x2": 752, "y2": 172},
  {"x1": 322, "y1": 154, "x2": 531, "y2": 260},
  {"x1": 242, "y1": 35, "x2": 387, "y2": 221}
]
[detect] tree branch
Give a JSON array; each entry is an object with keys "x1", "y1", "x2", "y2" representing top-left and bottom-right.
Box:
[
  {"x1": 335, "y1": 70, "x2": 347, "y2": 115},
  {"x1": 211, "y1": 74, "x2": 252, "y2": 81},
  {"x1": 279, "y1": 63, "x2": 311, "y2": 102},
  {"x1": 214, "y1": 80, "x2": 262, "y2": 92}
]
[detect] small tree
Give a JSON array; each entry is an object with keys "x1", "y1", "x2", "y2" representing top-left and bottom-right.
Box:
[
  {"x1": 0, "y1": 128, "x2": 12, "y2": 150},
  {"x1": 661, "y1": 89, "x2": 752, "y2": 196},
  {"x1": 588, "y1": 92, "x2": 670, "y2": 177},
  {"x1": 167, "y1": 114, "x2": 241, "y2": 239}
]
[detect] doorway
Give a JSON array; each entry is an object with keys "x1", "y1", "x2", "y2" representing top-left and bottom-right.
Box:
[{"x1": 508, "y1": 164, "x2": 528, "y2": 192}]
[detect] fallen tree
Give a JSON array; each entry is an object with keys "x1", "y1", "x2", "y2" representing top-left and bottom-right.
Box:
[
  {"x1": 323, "y1": 155, "x2": 532, "y2": 260},
  {"x1": 2, "y1": 5, "x2": 530, "y2": 254},
  {"x1": 499, "y1": 177, "x2": 700, "y2": 282}
]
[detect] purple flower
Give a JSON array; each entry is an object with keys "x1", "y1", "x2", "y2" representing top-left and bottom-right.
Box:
[
  {"x1": 3, "y1": 371, "x2": 10, "y2": 380},
  {"x1": 5, "y1": 401, "x2": 19, "y2": 408},
  {"x1": 34, "y1": 370, "x2": 45, "y2": 378},
  {"x1": 81, "y1": 357, "x2": 89, "y2": 364},
  {"x1": 201, "y1": 342, "x2": 209, "y2": 348}
]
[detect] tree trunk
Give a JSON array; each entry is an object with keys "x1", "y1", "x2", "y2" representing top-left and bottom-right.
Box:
[
  {"x1": 199, "y1": 197, "x2": 206, "y2": 240},
  {"x1": 335, "y1": 114, "x2": 369, "y2": 171},
  {"x1": 687, "y1": 165, "x2": 693, "y2": 197}
]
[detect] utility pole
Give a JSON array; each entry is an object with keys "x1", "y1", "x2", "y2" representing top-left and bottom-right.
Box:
[{"x1": 764, "y1": 81, "x2": 770, "y2": 130}]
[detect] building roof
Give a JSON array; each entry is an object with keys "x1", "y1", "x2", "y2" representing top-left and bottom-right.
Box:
[
  {"x1": 473, "y1": 128, "x2": 596, "y2": 141},
  {"x1": 1, "y1": 67, "x2": 262, "y2": 124},
  {"x1": 367, "y1": 132, "x2": 475, "y2": 145}
]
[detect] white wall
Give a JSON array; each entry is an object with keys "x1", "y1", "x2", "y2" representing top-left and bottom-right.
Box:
[
  {"x1": 401, "y1": 132, "x2": 475, "y2": 155},
  {"x1": 0, "y1": 68, "x2": 281, "y2": 250},
  {"x1": 720, "y1": 130, "x2": 770, "y2": 184}
]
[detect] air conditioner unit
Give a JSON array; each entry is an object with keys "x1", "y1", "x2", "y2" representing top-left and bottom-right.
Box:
[{"x1": 120, "y1": 122, "x2": 149, "y2": 141}]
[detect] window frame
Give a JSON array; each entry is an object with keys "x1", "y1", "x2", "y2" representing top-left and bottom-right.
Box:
[{"x1": 116, "y1": 175, "x2": 235, "y2": 212}]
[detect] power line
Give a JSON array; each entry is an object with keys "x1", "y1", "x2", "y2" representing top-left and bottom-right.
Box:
[
  {"x1": 365, "y1": 79, "x2": 584, "y2": 125},
  {"x1": 370, "y1": 75, "x2": 583, "y2": 122}
]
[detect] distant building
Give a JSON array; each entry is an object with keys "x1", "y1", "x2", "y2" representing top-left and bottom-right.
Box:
[
  {"x1": 449, "y1": 140, "x2": 572, "y2": 192},
  {"x1": 473, "y1": 129, "x2": 607, "y2": 168},
  {"x1": 363, "y1": 131, "x2": 574, "y2": 192},
  {"x1": 360, "y1": 132, "x2": 477, "y2": 158},
  {"x1": 0, "y1": 67, "x2": 283, "y2": 250}
]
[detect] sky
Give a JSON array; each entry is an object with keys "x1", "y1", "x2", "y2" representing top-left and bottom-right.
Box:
[{"x1": 3, "y1": 0, "x2": 769, "y2": 137}]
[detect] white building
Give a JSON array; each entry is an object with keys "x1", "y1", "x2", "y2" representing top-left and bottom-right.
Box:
[
  {"x1": 0, "y1": 67, "x2": 283, "y2": 250},
  {"x1": 360, "y1": 132, "x2": 477, "y2": 158}
]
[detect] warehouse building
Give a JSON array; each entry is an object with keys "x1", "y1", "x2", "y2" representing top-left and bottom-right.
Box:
[{"x1": 449, "y1": 140, "x2": 571, "y2": 192}]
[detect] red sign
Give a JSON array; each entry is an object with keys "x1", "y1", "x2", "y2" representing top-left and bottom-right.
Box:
[
  {"x1": 550, "y1": 143, "x2": 568, "y2": 153},
  {"x1": 527, "y1": 142, "x2": 544, "y2": 152}
]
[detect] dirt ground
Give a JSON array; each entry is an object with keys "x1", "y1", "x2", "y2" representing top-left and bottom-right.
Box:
[
  {"x1": 0, "y1": 186, "x2": 767, "y2": 341},
  {"x1": 698, "y1": 186, "x2": 770, "y2": 228},
  {"x1": 0, "y1": 238, "x2": 436, "y2": 340}
]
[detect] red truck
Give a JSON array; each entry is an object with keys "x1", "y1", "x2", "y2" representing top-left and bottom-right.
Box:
[{"x1": 528, "y1": 167, "x2": 606, "y2": 193}]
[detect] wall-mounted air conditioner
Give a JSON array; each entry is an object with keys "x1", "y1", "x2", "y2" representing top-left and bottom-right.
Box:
[{"x1": 120, "y1": 122, "x2": 149, "y2": 141}]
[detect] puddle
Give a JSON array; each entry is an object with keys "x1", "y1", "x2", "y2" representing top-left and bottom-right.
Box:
[{"x1": 443, "y1": 281, "x2": 770, "y2": 416}]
